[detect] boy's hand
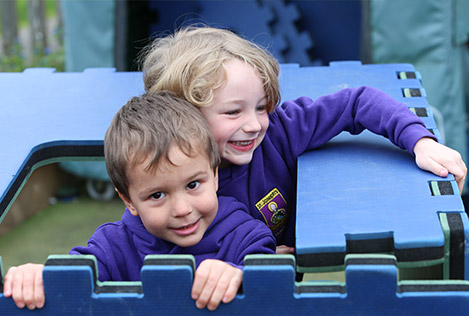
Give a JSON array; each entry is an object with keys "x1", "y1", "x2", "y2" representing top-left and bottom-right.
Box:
[
  {"x1": 3, "y1": 263, "x2": 45, "y2": 310},
  {"x1": 276, "y1": 245, "x2": 295, "y2": 254},
  {"x1": 414, "y1": 137, "x2": 467, "y2": 194},
  {"x1": 191, "y1": 259, "x2": 242, "y2": 311}
]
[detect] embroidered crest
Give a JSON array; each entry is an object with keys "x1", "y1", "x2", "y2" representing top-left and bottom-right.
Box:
[{"x1": 255, "y1": 188, "x2": 288, "y2": 236}]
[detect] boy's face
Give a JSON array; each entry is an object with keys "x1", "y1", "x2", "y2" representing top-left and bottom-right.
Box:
[
  {"x1": 199, "y1": 59, "x2": 269, "y2": 166},
  {"x1": 119, "y1": 144, "x2": 219, "y2": 248}
]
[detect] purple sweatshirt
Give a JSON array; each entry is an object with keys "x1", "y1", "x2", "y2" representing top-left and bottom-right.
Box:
[
  {"x1": 217, "y1": 87, "x2": 437, "y2": 247},
  {"x1": 70, "y1": 196, "x2": 276, "y2": 281}
]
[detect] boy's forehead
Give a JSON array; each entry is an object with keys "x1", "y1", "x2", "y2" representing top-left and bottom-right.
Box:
[{"x1": 131, "y1": 140, "x2": 209, "y2": 171}]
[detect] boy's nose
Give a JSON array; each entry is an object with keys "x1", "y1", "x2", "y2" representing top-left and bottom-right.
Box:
[{"x1": 171, "y1": 196, "x2": 192, "y2": 217}]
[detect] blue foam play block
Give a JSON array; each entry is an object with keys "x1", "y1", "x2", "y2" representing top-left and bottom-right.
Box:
[
  {"x1": 296, "y1": 131, "x2": 465, "y2": 269},
  {"x1": 0, "y1": 62, "x2": 436, "y2": 218},
  {"x1": 0, "y1": 62, "x2": 466, "y2": 280},
  {"x1": 280, "y1": 62, "x2": 432, "y2": 114},
  {"x1": 2, "y1": 254, "x2": 469, "y2": 315},
  {"x1": 283, "y1": 62, "x2": 466, "y2": 274},
  {"x1": 0, "y1": 68, "x2": 144, "y2": 220}
]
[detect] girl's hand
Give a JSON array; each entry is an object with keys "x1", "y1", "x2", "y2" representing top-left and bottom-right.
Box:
[{"x1": 414, "y1": 137, "x2": 467, "y2": 194}]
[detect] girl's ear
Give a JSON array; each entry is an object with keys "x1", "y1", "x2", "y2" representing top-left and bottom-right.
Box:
[
  {"x1": 117, "y1": 189, "x2": 139, "y2": 216},
  {"x1": 214, "y1": 167, "x2": 219, "y2": 192}
]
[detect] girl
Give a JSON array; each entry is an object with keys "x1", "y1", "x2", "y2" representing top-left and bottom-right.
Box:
[{"x1": 142, "y1": 26, "x2": 466, "y2": 252}]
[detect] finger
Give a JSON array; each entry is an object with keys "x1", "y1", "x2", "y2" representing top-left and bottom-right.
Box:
[
  {"x1": 3, "y1": 267, "x2": 16, "y2": 297},
  {"x1": 452, "y1": 169, "x2": 466, "y2": 194},
  {"x1": 22, "y1": 266, "x2": 37, "y2": 310},
  {"x1": 191, "y1": 263, "x2": 209, "y2": 301},
  {"x1": 418, "y1": 158, "x2": 448, "y2": 178},
  {"x1": 206, "y1": 270, "x2": 232, "y2": 311},
  {"x1": 194, "y1": 264, "x2": 220, "y2": 309},
  {"x1": 11, "y1": 268, "x2": 26, "y2": 309},
  {"x1": 195, "y1": 274, "x2": 219, "y2": 309},
  {"x1": 450, "y1": 160, "x2": 466, "y2": 194},
  {"x1": 33, "y1": 269, "x2": 45, "y2": 309},
  {"x1": 437, "y1": 160, "x2": 466, "y2": 194},
  {"x1": 457, "y1": 178, "x2": 464, "y2": 195},
  {"x1": 415, "y1": 150, "x2": 449, "y2": 176},
  {"x1": 222, "y1": 269, "x2": 242, "y2": 304},
  {"x1": 276, "y1": 245, "x2": 295, "y2": 254}
]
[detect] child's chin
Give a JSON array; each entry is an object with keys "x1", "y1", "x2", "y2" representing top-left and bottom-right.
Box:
[
  {"x1": 223, "y1": 154, "x2": 254, "y2": 166},
  {"x1": 174, "y1": 235, "x2": 203, "y2": 248}
]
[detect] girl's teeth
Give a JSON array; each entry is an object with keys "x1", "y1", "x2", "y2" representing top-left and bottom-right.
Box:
[{"x1": 232, "y1": 141, "x2": 252, "y2": 146}]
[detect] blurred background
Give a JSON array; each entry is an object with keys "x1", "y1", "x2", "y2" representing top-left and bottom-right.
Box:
[{"x1": 0, "y1": 0, "x2": 468, "y2": 273}]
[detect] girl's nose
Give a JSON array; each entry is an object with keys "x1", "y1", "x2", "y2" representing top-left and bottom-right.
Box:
[{"x1": 242, "y1": 111, "x2": 262, "y2": 134}]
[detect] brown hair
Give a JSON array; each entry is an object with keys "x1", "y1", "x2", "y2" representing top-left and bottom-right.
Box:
[
  {"x1": 142, "y1": 26, "x2": 280, "y2": 112},
  {"x1": 105, "y1": 90, "x2": 220, "y2": 198}
]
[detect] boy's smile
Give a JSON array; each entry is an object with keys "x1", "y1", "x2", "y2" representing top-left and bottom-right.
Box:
[
  {"x1": 119, "y1": 143, "x2": 219, "y2": 248},
  {"x1": 200, "y1": 59, "x2": 269, "y2": 166}
]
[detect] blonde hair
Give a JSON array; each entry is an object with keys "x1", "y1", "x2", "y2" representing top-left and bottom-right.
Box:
[
  {"x1": 142, "y1": 26, "x2": 280, "y2": 112},
  {"x1": 105, "y1": 91, "x2": 220, "y2": 198}
]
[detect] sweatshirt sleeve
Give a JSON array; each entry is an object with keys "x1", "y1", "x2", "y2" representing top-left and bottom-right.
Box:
[
  {"x1": 230, "y1": 219, "x2": 276, "y2": 269},
  {"x1": 70, "y1": 235, "x2": 113, "y2": 281},
  {"x1": 235, "y1": 227, "x2": 276, "y2": 268},
  {"x1": 69, "y1": 221, "x2": 142, "y2": 282},
  {"x1": 212, "y1": 197, "x2": 277, "y2": 270},
  {"x1": 269, "y1": 86, "x2": 436, "y2": 158}
]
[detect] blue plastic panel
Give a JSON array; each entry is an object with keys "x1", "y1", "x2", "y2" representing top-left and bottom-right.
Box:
[
  {"x1": 296, "y1": 131, "x2": 463, "y2": 268},
  {"x1": 286, "y1": 62, "x2": 465, "y2": 271},
  {"x1": 0, "y1": 68, "x2": 144, "y2": 221},
  {"x1": 0, "y1": 62, "x2": 465, "y2": 276},
  {"x1": 1, "y1": 254, "x2": 469, "y2": 315}
]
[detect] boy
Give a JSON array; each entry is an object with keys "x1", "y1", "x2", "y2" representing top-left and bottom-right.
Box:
[
  {"x1": 3, "y1": 91, "x2": 276, "y2": 311},
  {"x1": 142, "y1": 26, "x2": 467, "y2": 253}
]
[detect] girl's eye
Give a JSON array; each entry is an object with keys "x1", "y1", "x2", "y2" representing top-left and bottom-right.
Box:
[
  {"x1": 224, "y1": 109, "x2": 241, "y2": 116},
  {"x1": 151, "y1": 192, "x2": 165, "y2": 200},
  {"x1": 256, "y1": 105, "x2": 267, "y2": 113},
  {"x1": 187, "y1": 180, "x2": 200, "y2": 190}
]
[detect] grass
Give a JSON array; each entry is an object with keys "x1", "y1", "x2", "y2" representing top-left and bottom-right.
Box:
[{"x1": 0, "y1": 196, "x2": 124, "y2": 272}]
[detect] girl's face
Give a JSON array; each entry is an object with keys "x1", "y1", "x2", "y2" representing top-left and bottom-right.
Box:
[{"x1": 199, "y1": 59, "x2": 269, "y2": 166}]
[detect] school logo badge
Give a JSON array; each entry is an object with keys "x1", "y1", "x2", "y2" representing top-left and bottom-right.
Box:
[{"x1": 255, "y1": 188, "x2": 288, "y2": 237}]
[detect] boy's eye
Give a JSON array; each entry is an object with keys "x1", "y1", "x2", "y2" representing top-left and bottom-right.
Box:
[
  {"x1": 187, "y1": 180, "x2": 200, "y2": 190},
  {"x1": 151, "y1": 192, "x2": 165, "y2": 200}
]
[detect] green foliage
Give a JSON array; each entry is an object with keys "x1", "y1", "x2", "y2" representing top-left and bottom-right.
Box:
[
  {"x1": 0, "y1": 0, "x2": 64, "y2": 72},
  {"x1": 0, "y1": 43, "x2": 64, "y2": 72},
  {"x1": 14, "y1": 0, "x2": 58, "y2": 27}
]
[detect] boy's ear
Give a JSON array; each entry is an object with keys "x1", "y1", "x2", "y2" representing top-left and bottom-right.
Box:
[{"x1": 117, "y1": 189, "x2": 139, "y2": 216}]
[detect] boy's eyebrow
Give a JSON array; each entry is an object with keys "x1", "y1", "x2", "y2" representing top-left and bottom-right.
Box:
[{"x1": 138, "y1": 170, "x2": 210, "y2": 198}]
